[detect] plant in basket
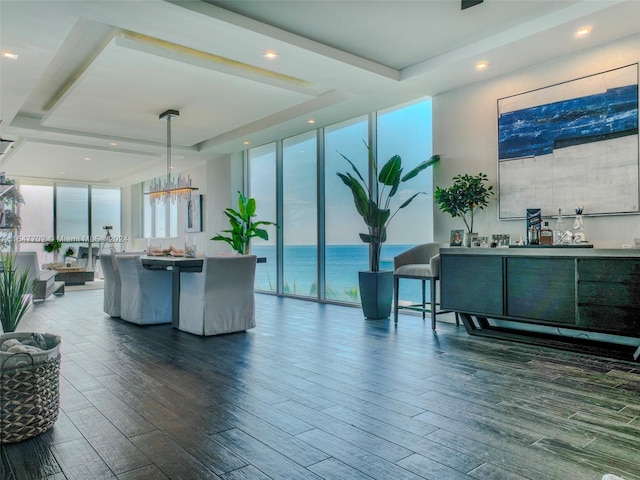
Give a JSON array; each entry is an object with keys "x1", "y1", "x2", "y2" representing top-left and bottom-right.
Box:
[
  {"x1": 0, "y1": 253, "x2": 62, "y2": 444},
  {"x1": 0, "y1": 253, "x2": 32, "y2": 333}
]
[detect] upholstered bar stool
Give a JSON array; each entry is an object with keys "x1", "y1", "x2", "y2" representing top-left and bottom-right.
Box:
[{"x1": 393, "y1": 242, "x2": 458, "y2": 330}]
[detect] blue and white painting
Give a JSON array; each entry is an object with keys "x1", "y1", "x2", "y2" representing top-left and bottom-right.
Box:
[{"x1": 497, "y1": 64, "x2": 639, "y2": 219}]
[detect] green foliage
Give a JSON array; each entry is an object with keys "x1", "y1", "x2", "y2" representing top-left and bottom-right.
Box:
[
  {"x1": 44, "y1": 239, "x2": 62, "y2": 253},
  {"x1": 0, "y1": 178, "x2": 24, "y2": 207},
  {"x1": 344, "y1": 287, "x2": 359, "y2": 302},
  {"x1": 0, "y1": 253, "x2": 32, "y2": 333},
  {"x1": 433, "y1": 173, "x2": 494, "y2": 233},
  {"x1": 211, "y1": 191, "x2": 277, "y2": 255},
  {"x1": 336, "y1": 141, "x2": 440, "y2": 272},
  {"x1": 1, "y1": 177, "x2": 24, "y2": 230},
  {"x1": 65, "y1": 246, "x2": 75, "y2": 257}
]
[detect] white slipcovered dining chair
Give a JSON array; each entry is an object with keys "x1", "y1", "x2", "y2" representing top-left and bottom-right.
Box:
[
  {"x1": 178, "y1": 255, "x2": 257, "y2": 336},
  {"x1": 393, "y1": 242, "x2": 457, "y2": 330},
  {"x1": 100, "y1": 253, "x2": 120, "y2": 317},
  {"x1": 116, "y1": 255, "x2": 172, "y2": 325},
  {"x1": 100, "y1": 252, "x2": 143, "y2": 317}
]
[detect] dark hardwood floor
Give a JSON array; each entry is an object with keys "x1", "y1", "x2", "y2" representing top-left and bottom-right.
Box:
[{"x1": 1, "y1": 289, "x2": 639, "y2": 480}]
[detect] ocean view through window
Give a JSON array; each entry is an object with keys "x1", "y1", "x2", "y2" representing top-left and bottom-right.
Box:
[{"x1": 248, "y1": 98, "x2": 434, "y2": 307}]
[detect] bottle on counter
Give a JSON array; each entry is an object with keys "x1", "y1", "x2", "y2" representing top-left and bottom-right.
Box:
[
  {"x1": 540, "y1": 221, "x2": 553, "y2": 245},
  {"x1": 554, "y1": 208, "x2": 566, "y2": 245},
  {"x1": 527, "y1": 226, "x2": 539, "y2": 245}
]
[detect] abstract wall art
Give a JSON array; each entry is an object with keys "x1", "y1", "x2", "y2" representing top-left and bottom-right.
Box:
[{"x1": 497, "y1": 64, "x2": 639, "y2": 219}]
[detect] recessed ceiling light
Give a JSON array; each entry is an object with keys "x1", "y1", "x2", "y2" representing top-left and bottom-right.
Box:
[
  {"x1": 263, "y1": 51, "x2": 279, "y2": 59},
  {"x1": 109, "y1": 142, "x2": 118, "y2": 146},
  {"x1": 307, "y1": 119, "x2": 316, "y2": 124},
  {"x1": 83, "y1": 157, "x2": 91, "y2": 161},
  {"x1": 243, "y1": 141, "x2": 250, "y2": 145},
  {"x1": 475, "y1": 61, "x2": 489, "y2": 71},
  {"x1": 575, "y1": 26, "x2": 591, "y2": 38},
  {"x1": 1, "y1": 51, "x2": 18, "y2": 60}
]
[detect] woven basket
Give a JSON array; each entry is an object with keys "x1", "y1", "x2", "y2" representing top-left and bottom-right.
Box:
[{"x1": 0, "y1": 332, "x2": 61, "y2": 444}]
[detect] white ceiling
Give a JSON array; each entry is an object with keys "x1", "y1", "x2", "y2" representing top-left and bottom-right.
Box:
[{"x1": 1, "y1": 0, "x2": 639, "y2": 187}]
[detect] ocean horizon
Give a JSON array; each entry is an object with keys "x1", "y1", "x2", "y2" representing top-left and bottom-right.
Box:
[{"x1": 253, "y1": 244, "x2": 426, "y2": 303}]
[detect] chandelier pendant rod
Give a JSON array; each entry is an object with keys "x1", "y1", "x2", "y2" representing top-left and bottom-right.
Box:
[{"x1": 166, "y1": 111, "x2": 172, "y2": 186}]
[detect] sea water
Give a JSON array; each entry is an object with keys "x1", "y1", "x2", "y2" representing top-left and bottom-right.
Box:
[{"x1": 253, "y1": 244, "x2": 426, "y2": 304}]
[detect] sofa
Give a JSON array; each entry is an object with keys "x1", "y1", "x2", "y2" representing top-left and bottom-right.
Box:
[{"x1": 12, "y1": 252, "x2": 64, "y2": 301}]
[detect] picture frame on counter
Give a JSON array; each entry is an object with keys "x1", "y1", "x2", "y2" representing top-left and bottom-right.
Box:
[
  {"x1": 492, "y1": 234, "x2": 510, "y2": 247},
  {"x1": 471, "y1": 236, "x2": 488, "y2": 248},
  {"x1": 450, "y1": 229, "x2": 463, "y2": 247}
]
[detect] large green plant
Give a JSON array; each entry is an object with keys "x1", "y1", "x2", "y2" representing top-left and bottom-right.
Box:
[
  {"x1": 0, "y1": 253, "x2": 32, "y2": 333},
  {"x1": 337, "y1": 142, "x2": 440, "y2": 272},
  {"x1": 211, "y1": 191, "x2": 277, "y2": 255},
  {"x1": 434, "y1": 173, "x2": 494, "y2": 233}
]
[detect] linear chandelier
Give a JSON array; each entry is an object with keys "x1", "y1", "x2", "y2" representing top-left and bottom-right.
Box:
[{"x1": 145, "y1": 109, "x2": 198, "y2": 205}]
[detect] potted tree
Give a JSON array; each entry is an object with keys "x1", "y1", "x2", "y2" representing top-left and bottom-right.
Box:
[
  {"x1": 211, "y1": 191, "x2": 277, "y2": 255},
  {"x1": 337, "y1": 142, "x2": 440, "y2": 319},
  {"x1": 434, "y1": 173, "x2": 494, "y2": 247}
]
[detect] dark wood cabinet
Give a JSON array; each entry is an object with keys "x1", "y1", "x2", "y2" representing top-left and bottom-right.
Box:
[
  {"x1": 577, "y1": 258, "x2": 640, "y2": 335},
  {"x1": 506, "y1": 257, "x2": 575, "y2": 325},
  {"x1": 440, "y1": 248, "x2": 640, "y2": 359},
  {"x1": 440, "y1": 254, "x2": 503, "y2": 316}
]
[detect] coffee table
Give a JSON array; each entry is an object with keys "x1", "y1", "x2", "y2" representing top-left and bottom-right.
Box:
[{"x1": 51, "y1": 266, "x2": 88, "y2": 286}]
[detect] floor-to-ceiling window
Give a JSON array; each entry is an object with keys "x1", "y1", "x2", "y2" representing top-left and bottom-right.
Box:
[
  {"x1": 17, "y1": 184, "x2": 54, "y2": 264},
  {"x1": 247, "y1": 98, "x2": 433, "y2": 306},
  {"x1": 377, "y1": 100, "x2": 434, "y2": 306},
  {"x1": 324, "y1": 116, "x2": 369, "y2": 302},
  {"x1": 142, "y1": 180, "x2": 178, "y2": 238},
  {"x1": 16, "y1": 183, "x2": 122, "y2": 267},
  {"x1": 249, "y1": 143, "x2": 277, "y2": 292},
  {"x1": 282, "y1": 131, "x2": 317, "y2": 297},
  {"x1": 91, "y1": 187, "x2": 122, "y2": 253},
  {"x1": 56, "y1": 185, "x2": 89, "y2": 263}
]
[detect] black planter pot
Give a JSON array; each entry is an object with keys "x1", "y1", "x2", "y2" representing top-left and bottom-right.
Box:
[{"x1": 358, "y1": 270, "x2": 393, "y2": 320}]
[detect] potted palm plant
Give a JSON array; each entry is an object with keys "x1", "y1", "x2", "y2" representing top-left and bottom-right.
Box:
[
  {"x1": 434, "y1": 173, "x2": 494, "y2": 247},
  {"x1": 337, "y1": 142, "x2": 440, "y2": 319},
  {"x1": 211, "y1": 191, "x2": 277, "y2": 255}
]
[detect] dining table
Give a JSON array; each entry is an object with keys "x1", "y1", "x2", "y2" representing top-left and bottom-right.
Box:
[{"x1": 140, "y1": 255, "x2": 266, "y2": 328}]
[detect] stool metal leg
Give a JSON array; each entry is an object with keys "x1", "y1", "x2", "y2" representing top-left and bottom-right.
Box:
[
  {"x1": 393, "y1": 275, "x2": 400, "y2": 323},
  {"x1": 431, "y1": 278, "x2": 437, "y2": 330},
  {"x1": 421, "y1": 279, "x2": 426, "y2": 320}
]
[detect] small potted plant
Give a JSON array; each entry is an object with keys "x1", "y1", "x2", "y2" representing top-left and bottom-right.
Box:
[
  {"x1": 211, "y1": 191, "x2": 277, "y2": 255},
  {"x1": 43, "y1": 239, "x2": 62, "y2": 264},
  {"x1": 434, "y1": 173, "x2": 494, "y2": 247},
  {"x1": 64, "y1": 246, "x2": 75, "y2": 266}
]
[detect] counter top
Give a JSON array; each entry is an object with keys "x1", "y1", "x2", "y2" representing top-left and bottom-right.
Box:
[{"x1": 440, "y1": 247, "x2": 640, "y2": 258}]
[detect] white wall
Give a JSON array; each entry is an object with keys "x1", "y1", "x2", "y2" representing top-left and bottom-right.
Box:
[{"x1": 433, "y1": 34, "x2": 640, "y2": 248}]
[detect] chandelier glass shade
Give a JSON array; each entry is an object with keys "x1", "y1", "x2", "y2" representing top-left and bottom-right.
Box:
[{"x1": 145, "y1": 109, "x2": 198, "y2": 204}]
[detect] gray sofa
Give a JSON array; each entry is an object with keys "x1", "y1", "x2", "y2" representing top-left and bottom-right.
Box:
[{"x1": 12, "y1": 252, "x2": 64, "y2": 301}]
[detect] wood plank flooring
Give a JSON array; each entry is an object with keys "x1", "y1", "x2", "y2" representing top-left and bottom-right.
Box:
[{"x1": 1, "y1": 289, "x2": 639, "y2": 480}]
